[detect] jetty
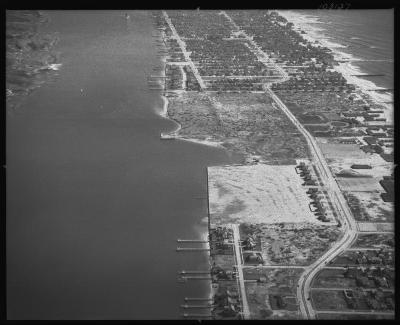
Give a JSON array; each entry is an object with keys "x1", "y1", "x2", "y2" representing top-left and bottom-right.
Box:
[
  {"x1": 160, "y1": 133, "x2": 176, "y2": 140},
  {"x1": 177, "y1": 239, "x2": 208, "y2": 243},
  {"x1": 367, "y1": 88, "x2": 393, "y2": 92},
  {"x1": 350, "y1": 73, "x2": 385, "y2": 77}
]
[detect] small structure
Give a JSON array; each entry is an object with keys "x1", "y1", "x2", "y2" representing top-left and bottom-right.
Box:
[
  {"x1": 242, "y1": 236, "x2": 256, "y2": 250},
  {"x1": 351, "y1": 164, "x2": 372, "y2": 169},
  {"x1": 245, "y1": 252, "x2": 264, "y2": 264}
]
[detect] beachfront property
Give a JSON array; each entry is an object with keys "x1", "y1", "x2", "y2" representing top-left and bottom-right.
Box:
[
  {"x1": 6, "y1": 9, "x2": 394, "y2": 321},
  {"x1": 152, "y1": 9, "x2": 394, "y2": 320}
]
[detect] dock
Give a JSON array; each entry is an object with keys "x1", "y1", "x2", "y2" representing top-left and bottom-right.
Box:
[
  {"x1": 182, "y1": 313, "x2": 212, "y2": 318},
  {"x1": 177, "y1": 239, "x2": 208, "y2": 243},
  {"x1": 181, "y1": 305, "x2": 213, "y2": 309},
  {"x1": 176, "y1": 247, "x2": 210, "y2": 251},
  {"x1": 181, "y1": 277, "x2": 212, "y2": 280},
  {"x1": 179, "y1": 270, "x2": 210, "y2": 274},
  {"x1": 184, "y1": 297, "x2": 213, "y2": 302}
]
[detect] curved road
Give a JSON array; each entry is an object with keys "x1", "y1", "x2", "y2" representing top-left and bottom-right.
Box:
[
  {"x1": 163, "y1": 10, "x2": 359, "y2": 319},
  {"x1": 266, "y1": 87, "x2": 358, "y2": 319},
  {"x1": 220, "y1": 11, "x2": 359, "y2": 319}
]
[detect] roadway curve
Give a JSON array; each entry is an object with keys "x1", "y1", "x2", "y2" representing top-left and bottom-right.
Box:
[
  {"x1": 266, "y1": 87, "x2": 358, "y2": 319},
  {"x1": 164, "y1": 10, "x2": 359, "y2": 319},
  {"x1": 221, "y1": 10, "x2": 358, "y2": 319}
]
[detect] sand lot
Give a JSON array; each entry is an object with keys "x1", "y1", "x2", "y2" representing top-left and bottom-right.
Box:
[
  {"x1": 317, "y1": 140, "x2": 370, "y2": 160},
  {"x1": 316, "y1": 138, "x2": 393, "y2": 178},
  {"x1": 337, "y1": 177, "x2": 383, "y2": 192},
  {"x1": 357, "y1": 222, "x2": 394, "y2": 232},
  {"x1": 208, "y1": 164, "x2": 321, "y2": 225}
]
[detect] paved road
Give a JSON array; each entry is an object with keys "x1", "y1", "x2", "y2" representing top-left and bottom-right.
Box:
[
  {"x1": 162, "y1": 11, "x2": 206, "y2": 90},
  {"x1": 311, "y1": 287, "x2": 395, "y2": 292},
  {"x1": 316, "y1": 310, "x2": 394, "y2": 316},
  {"x1": 230, "y1": 224, "x2": 251, "y2": 319},
  {"x1": 266, "y1": 86, "x2": 358, "y2": 320},
  {"x1": 242, "y1": 265, "x2": 305, "y2": 269},
  {"x1": 221, "y1": 11, "x2": 289, "y2": 82},
  {"x1": 164, "y1": 10, "x2": 361, "y2": 319},
  {"x1": 221, "y1": 11, "x2": 359, "y2": 320}
]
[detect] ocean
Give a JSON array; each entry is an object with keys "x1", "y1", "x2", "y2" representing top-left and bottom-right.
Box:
[
  {"x1": 278, "y1": 9, "x2": 394, "y2": 123},
  {"x1": 6, "y1": 9, "x2": 394, "y2": 320}
]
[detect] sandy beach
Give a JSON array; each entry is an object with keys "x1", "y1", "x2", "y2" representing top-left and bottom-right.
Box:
[{"x1": 277, "y1": 10, "x2": 393, "y2": 125}]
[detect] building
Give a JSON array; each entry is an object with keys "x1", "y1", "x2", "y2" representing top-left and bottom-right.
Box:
[{"x1": 351, "y1": 164, "x2": 372, "y2": 169}]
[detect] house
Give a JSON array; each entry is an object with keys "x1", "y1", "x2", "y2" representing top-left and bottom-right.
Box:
[
  {"x1": 339, "y1": 138, "x2": 358, "y2": 144},
  {"x1": 355, "y1": 276, "x2": 370, "y2": 287},
  {"x1": 373, "y1": 276, "x2": 388, "y2": 288},
  {"x1": 258, "y1": 275, "x2": 267, "y2": 283},
  {"x1": 363, "y1": 136, "x2": 378, "y2": 145},
  {"x1": 380, "y1": 153, "x2": 394, "y2": 162},
  {"x1": 242, "y1": 236, "x2": 256, "y2": 250},
  {"x1": 245, "y1": 253, "x2": 264, "y2": 264},
  {"x1": 366, "y1": 298, "x2": 380, "y2": 310}
]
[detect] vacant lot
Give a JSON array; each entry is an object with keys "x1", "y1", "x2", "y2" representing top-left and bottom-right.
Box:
[
  {"x1": 357, "y1": 222, "x2": 394, "y2": 233},
  {"x1": 316, "y1": 313, "x2": 394, "y2": 320},
  {"x1": 337, "y1": 178, "x2": 383, "y2": 192},
  {"x1": 353, "y1": 233, "x2": 394, "y2": 249},
  {"x1": 312, "y1": 269, "x2": 357, "y2": 288},
  {"x1": 167, "y1": 92, "x2": 309, "y2": 161},
  {"x1": 208, "y1": 164, "x2": 322, "y2": 226},
  {"x1": 244, "y1": 268, "x2": 303, "y2": 319},
  {"x1": 318, "y1": 140, "x2": 373, "y2": 160},
  {"x1": 243, "y1": 268, "x2": 304, "y2": 292},
  {"x1": 343, "y1": 191, "x2": 394, "y2": 222},
  {"x1": 311, "y1": 290, "x2": 351, "y2": 311},
  {"x1": 240, "y1": 222, "x2": 341, "y2": 266}
]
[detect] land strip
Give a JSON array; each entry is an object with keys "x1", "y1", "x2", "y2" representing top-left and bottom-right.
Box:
[{"x1": 152, "y1": 10, "x2": 394, "y2": 320}]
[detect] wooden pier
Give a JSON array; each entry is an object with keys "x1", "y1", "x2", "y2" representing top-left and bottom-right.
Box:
[
  {"x1": 176, "y1": 247, "x2": 210, "y2": 251},
  {"x1": 177, "y1": 239, "x2": 208, "y2": 243},
  {"x1": 179, "y1": 270, "x2": 210, "y2": 274},
  {"x1": 184, "y1": 297, "x2": 213, "y2": 302},
  {"x1": 181, "y1": 304, "x2": 212, "y2": 309},
  {"x1": 148, "y1": 75, "x2": 167, "y2": 79},
  {"x1": 182, "y1": 313, "x2": 212, "y2": 318}
]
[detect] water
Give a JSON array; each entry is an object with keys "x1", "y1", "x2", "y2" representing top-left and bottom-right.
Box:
[
  {"x1": 7, "y1": 10, "x2": 233, "y2": 319},
  {"x1": 278, "y1": 9, "x2": 394, "y2": 115},
  {"x1": 297, "y1": 10, "x2": 393, "y2": 89}
]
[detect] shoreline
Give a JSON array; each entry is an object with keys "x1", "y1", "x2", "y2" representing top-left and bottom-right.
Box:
[
  {"x1": 153, "y1": 10, "x2": 394, "y2": 320},
  {"x1": 276, "y1": 10, "x2": 393, "y2": 124},
  {"x1": 155, "y1": 30, "x2": 224, "y2": 148},
  {"x1": 153, "y1": 23, "x2": 226, "y2": 317}
]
